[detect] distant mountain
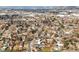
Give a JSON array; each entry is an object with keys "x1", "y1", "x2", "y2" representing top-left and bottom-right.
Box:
[{"x1": 0, "y1": 6, "x2": 79, "y2": 10}]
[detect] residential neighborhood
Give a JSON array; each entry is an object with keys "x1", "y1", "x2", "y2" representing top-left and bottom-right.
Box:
[{"x1": 0, "y1": 6, "x2": 79, "y2": 52}]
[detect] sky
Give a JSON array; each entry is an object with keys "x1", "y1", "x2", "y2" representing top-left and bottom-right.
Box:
[{"x1": 0, "y1": 0, "x2": 79, "y2": 6}]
